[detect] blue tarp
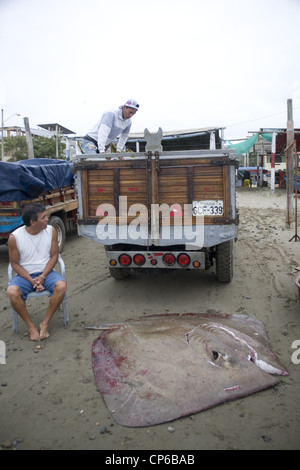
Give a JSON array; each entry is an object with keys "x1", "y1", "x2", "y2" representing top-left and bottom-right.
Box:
[{"x1": 0, "y1": 158, "x2": 74, "y2": 201}]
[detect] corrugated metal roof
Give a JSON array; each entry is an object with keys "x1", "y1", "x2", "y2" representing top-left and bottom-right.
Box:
[
  {"x1": 127, "y1": 127, "x2": 224, "y2": 151},
  {"x1": 38, "y1": 123, "x2": 75, "y2": 134},
  {"x1": 129, "y1": 127, "x2": 222, "y2": 140},
  {"x1": 259, "y1": 128, "x2": 300, "y2": 154}
]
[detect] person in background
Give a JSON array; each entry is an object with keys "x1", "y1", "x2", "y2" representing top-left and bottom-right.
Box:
[
  {"x1": 81, "y1": 99, "x2": 139, "y2": 156},
  {"x1": 243, "y1": 169, "x2": 252, "y2": 187},
  {"x1": 6, "y1": 203, "x2": 67, "y2": 341},
  {"x1": 278, "y1": 169, "x2": 285, "y2": 188}
]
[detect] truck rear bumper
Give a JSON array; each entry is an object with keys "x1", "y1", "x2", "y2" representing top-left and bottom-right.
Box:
[{"x1": 77, "y1": 223, "x2": 238, "y2": 248}]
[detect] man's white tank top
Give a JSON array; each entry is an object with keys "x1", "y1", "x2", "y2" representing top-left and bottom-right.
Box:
[{"x1": 12, "y1": 225, "x2": 53, "y2": 274}]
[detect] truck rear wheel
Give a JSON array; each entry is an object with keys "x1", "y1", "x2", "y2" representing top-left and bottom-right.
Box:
[
  {"x1": 49, "y1": 216, "x2": 66, "y2": 253},
  {"x1": 109, "y1": 267, "x2": 130, "y2": 280},
  {"x1": 216, "y1": 240, "x2": 233, "y2": 282}
]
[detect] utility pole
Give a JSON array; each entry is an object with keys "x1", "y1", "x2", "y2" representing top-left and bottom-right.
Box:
[
  {"x1": 1, "y1": 109, "x2": 4, "y2": 161},
  {"x1": 285, "y1": 99, "x2": 294, "y2": 228},
  {"x1": 270, "y1": 132, "x2": 277, "y2": 192},
  {"x1": 24, "y1": 117, "x2": 34, "y2": 159}
]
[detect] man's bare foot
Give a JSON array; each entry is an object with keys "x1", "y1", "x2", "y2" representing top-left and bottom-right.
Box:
[
  {"x1": 29, "y1": 325, "x2": 40, "y2": 342},
  {"x1": 39, "y1": 322, "x2": 50, "y2": 340}
]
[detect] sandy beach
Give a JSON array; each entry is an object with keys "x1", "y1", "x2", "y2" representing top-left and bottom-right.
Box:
[{"x1": 0, "y1": 186, "x2": 299, "y2": 450}]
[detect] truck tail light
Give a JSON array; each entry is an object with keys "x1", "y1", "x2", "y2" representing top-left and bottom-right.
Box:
[
  {"x1": 119, "y1": 254, "x2": 131, "y2": 266},
  {"x1": 133, "y1": 254, "x2": 146, "y2": 266},
  {"x1": 163, "y1": 253, "x2": 176, "y2": 266},
  {"x1": 177, "y1": 253, "x2": 190, "y2": 266}
]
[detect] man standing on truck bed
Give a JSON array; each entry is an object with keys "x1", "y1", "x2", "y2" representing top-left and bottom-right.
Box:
[
  {"x1": 81, "y1": 99, "x2": 139, "y2": 155},
  {"x1": 7, "y1": 203, "x2": 67, "y2": 341}
]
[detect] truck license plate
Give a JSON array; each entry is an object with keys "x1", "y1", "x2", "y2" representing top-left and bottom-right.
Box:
[{"x1": 192, "y1": 200, "x2": 223, "y2": 216}]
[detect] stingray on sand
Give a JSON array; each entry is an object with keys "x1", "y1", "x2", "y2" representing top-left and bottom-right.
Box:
[{"x1": 91, "y1": 313, "x2": 288, "y2": 427}]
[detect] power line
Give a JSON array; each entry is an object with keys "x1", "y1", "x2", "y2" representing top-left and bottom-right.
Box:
[{"x1": 226, "y1": 106, "x2": 300, "y2": 129}]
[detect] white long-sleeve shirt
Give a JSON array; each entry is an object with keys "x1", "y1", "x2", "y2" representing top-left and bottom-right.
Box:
[{"x1": 87, "y1": 107, "x2": 132, "y2": 152}]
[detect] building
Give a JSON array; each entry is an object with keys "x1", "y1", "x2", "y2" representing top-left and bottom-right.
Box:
[
  {"x1": 238, "y1": 128, "x2": 300, "y2": 171},
  {"x1": 38, "y1": 123, "x2": 76, "y2": 159},
  {"x1": 1, "y1": 123, "x2": 76, "y2": 161},
  {"x1": 2, "y1": 125, "x2": 53, "y2": 139}
]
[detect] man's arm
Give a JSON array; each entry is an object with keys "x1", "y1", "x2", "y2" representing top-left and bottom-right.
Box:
[
  {"x1": 8, "y1": 234, "x2": 34, "y2": 284},
  {"x1": 40, "y1": 227, "x2": 59, "y2": 279},
  {"x1": 97, "y1": 112, "x2": 114, "y2": 152},
  {"x1": 33, "y1": 227, "x2": 59, "y2": 291},
  {"x1": 117, "y1": 124, "x2": 131, "y2": 152}
]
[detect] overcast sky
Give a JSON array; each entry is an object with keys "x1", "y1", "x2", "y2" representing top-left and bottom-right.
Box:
[{"x1": 1, "y1": 0, "x2": 299, "y2": 141}]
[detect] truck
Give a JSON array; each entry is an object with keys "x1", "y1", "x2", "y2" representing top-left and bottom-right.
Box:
[
  {"x1": 74, "y1": 128, "x2": 239, "y2": 282},
  {"x1": 0, "y1": 158, "x2": 78, "y2": 252}
]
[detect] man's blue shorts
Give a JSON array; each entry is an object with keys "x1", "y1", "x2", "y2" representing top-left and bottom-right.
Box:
[{"x1": 8, "y1": 271, "x2": 66, "y2": 301}]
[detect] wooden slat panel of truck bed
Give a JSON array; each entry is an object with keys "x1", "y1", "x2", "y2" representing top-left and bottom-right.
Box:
[
  {"x1": 78, "y1": 154, "x2": 235, "y2": 225},
  {"x1": 81, "y1": 159, "x2": 149, "y2": 223},
  {"x1": 0, "y1": 186, "x2": 77, "y2": 216},
  {"x1": 154, "y1": 157, "x2": 230, "y2": 225}
]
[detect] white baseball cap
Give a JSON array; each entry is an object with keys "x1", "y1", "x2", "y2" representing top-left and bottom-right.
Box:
[{"x1": 123, "y1": 99, "x2": 139, "y2": 110}]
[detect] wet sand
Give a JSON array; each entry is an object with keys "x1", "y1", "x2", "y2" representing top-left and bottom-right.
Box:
[{"x1": 0, "y1": 186, "x2": 299, "y2": 450}]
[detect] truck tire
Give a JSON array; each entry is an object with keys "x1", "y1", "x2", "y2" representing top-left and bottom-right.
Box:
[
  {"x1": 216, "y1": 240, "x2": 233, "y2": 282},
  {"x1": 109, "y1": 267, "x2": 130, "y2": 280},
  {"x1": 49, "y1": 216, "x2": 66, "y2": 253}
]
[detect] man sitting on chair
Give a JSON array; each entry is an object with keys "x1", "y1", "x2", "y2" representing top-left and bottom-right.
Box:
[{"x1": 7, "y1": 203, "x2": 67, "y2": 341}]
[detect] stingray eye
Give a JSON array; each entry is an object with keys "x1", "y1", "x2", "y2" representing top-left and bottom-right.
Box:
[{"x1": 212, "y1": 351, "x2": 220, "y2": 361}]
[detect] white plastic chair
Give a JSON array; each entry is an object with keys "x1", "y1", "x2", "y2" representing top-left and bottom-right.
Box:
[{"x1": 8, "y1": 254, "x2": 69, "y2": 333}]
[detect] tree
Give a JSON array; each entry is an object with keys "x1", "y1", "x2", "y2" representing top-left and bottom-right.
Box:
[
  {"x1": 33, "y1": 136, "x2": 65, "y2": 159},
  {"x1": 5, "y1": 136, "x2": 66, "y2": 161},
  {"x1": 5, "y1": 136, "x2": 28, "y2": 161}
]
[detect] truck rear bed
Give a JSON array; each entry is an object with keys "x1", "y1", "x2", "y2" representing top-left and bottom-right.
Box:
[{"x1": 75, "y1": 150, "x2": 238, "y2": 248}]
